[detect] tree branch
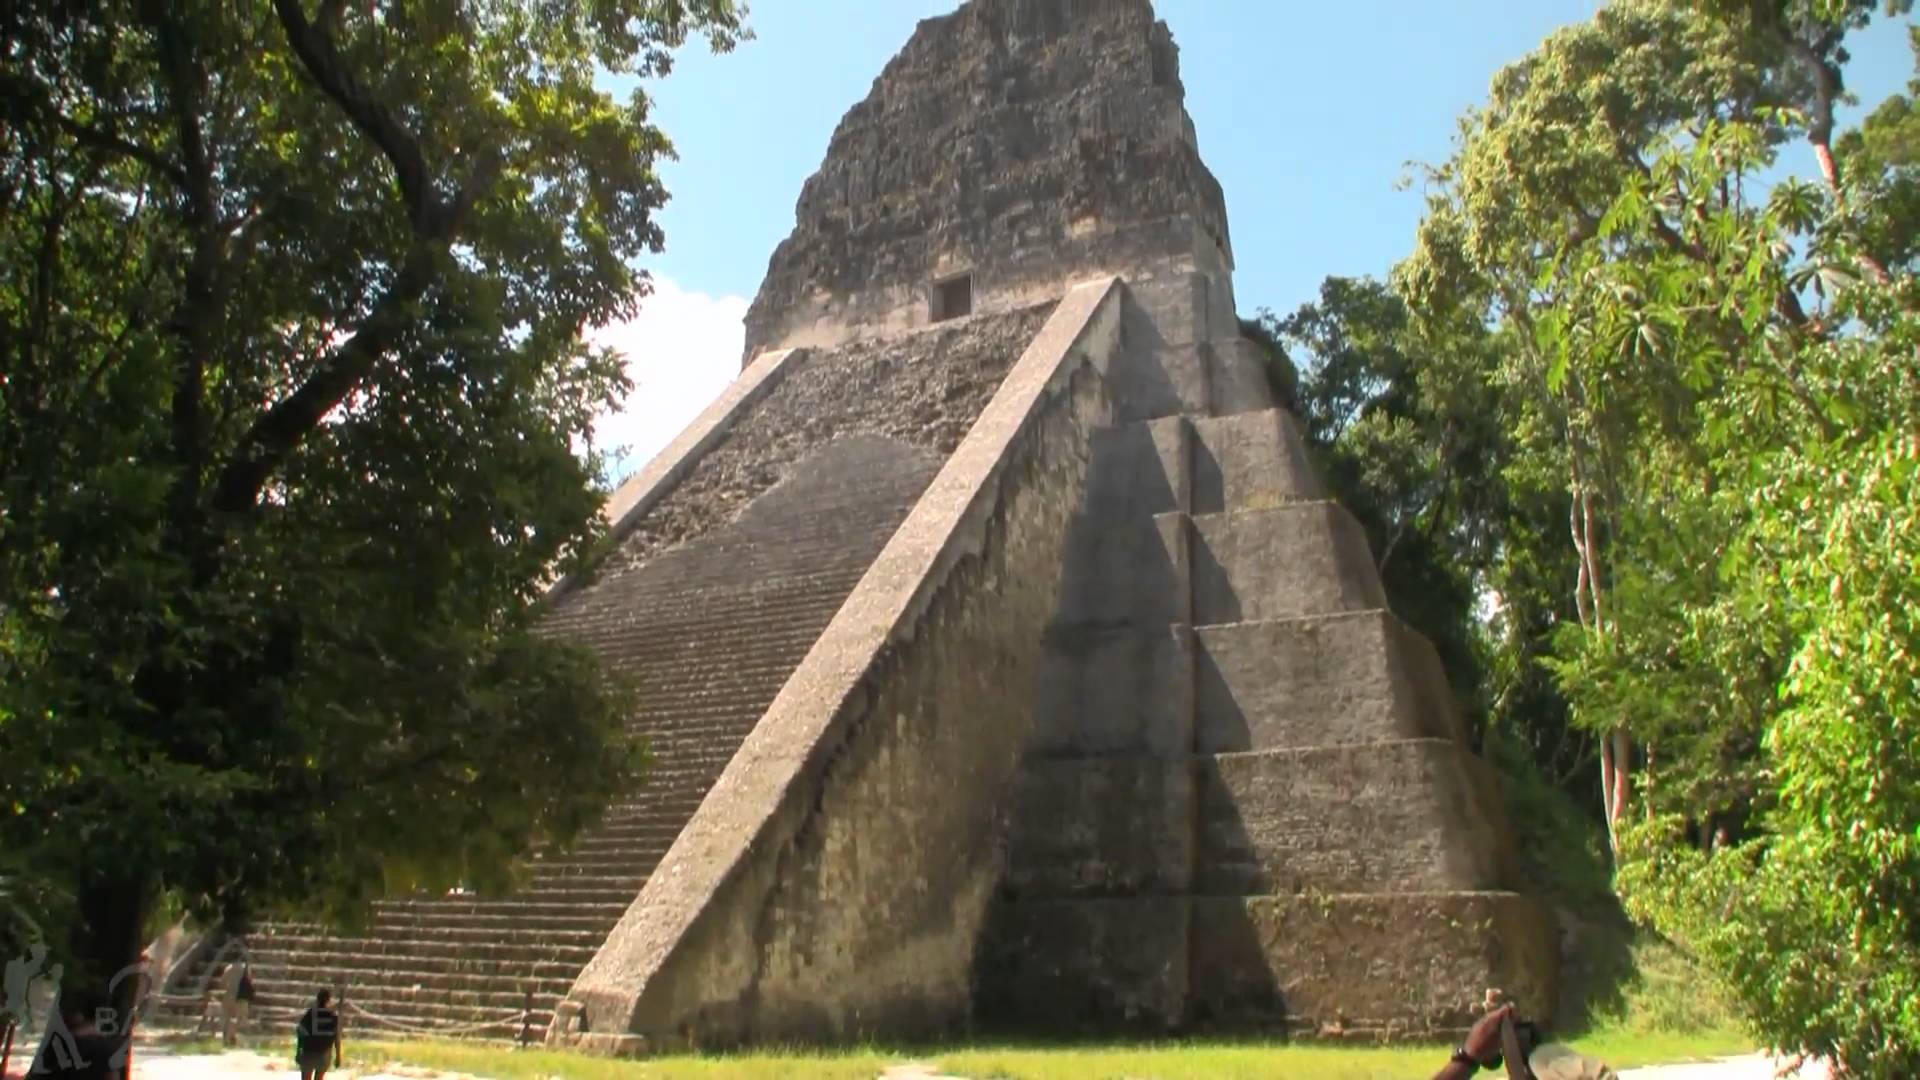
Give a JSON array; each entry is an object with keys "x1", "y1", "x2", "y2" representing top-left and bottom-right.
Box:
[
  {"x1": 1613, "y1": 143, "x2": 1713, "y2": 263},
  {"x1": 1785, "y1": 29, "x2": 1896, "y2": 286},
  {"x1": 56, "y1": 112, "x2": 188, "y2": 189},
  {"x1": 210, "y1": 0, "x2": 491, "y2": 513},
  {"x1": 0, "y1": 69, "x2": 189, "y2": 189},
  {"x1": 210, "y1": 245, "x2": 437, "y2": 514},
  {"x1": 270, "y1": 0, "x2": 447, "y2": 236}
]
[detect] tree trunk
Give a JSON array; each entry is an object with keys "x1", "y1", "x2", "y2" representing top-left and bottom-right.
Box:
[
  {"x1": 67, "y1": 871, "x2": 154, "y2": 1023},
  {"x1": 1600, "y1": 728, "x2": 1631, "y2": 857}
]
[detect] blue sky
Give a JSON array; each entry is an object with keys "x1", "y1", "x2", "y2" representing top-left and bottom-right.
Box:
[{"x1": 588, "y1": 2, "x2": 1918, "y2": 472}]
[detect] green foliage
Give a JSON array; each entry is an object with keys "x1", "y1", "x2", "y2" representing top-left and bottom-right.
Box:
[
  {"x1": 0, "y1": 0, "x2": 741, "y2": 981},
  {"x1": 1486, "y1": 735, "x2": 1614, "y2": 917},
  {"x1": 1385, "y1": 0, "x2": 1920, "y2": 1071}
]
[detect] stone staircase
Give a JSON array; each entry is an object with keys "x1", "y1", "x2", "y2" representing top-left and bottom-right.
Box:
[
  {"x1": 168, "y1": 435, "x2": 943, "y2": 1041},
  {"x1": 976, "y1": 400, "x2": 1554, "y2": 1038}
]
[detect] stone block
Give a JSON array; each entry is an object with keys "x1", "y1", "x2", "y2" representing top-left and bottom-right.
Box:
[
  {"x1": 973, "y1": 897, "x2": 1190, "y2": 1033},
  {"x1": 1032, "y1": 625, "x2": 1194, "y2": 757},
  {"x1": 1082, "y1": 418, "x2": 1190, "y2": 521},
  {"x1": 1189, "y1": 502, "x2": 1387, "y2": 625},
  {"x1": 1195, "y1": 741, "x2": 1510, "y2": 895},
  {"x1": 1203, "y1": 338, "x2": 1275, "y2": 416},
  {"x1": 1003, "y1": 756, "x2": 1195, "y2": 896},
  {"x1": 1189, "y1": 409, "x2": 1321, "y2": 514},
  {"x1": 1187, "y1": 893, "x2": 1559, "y2": 1040},
  {"x1": 1193, "y1": 611, "x2": 1464, "y2": 752},
  {"x1": 1107, "y1": 343, "x2": 1210, "y2": 422},
  {"x1": 1122, "y1": 272, "x2": 1210, "y2": 351},
  {"x1": 1055, "y1": 514, "x2": 1189, "y2": 629}
]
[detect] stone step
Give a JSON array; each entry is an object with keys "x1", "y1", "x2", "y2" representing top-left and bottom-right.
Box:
[
  {"x1": 975, "y1": 891, "x2": 1557, "y2": 1041},
  {"x1": 531, "y1": 850, "x2": 666, "y2": 874},
  {"x1": 259, "y1": 923, "x2": 609, "y2": 948},
  {"x1": 1188, "y1": 409, "x2": 1320, "y2": 514},
  {"x1": 367, "y1": 909, "x2": 620, "y2": 932},
  {"x1": 371, "y1": 898, "x2": 630, "y2": 919},
  {"x1": 1196, "y1": 741, "x2": 1518, "y2": 895},
  {"x1": 1201, "y1": 337, "x2": 1278, "y2": 418},
  {"x1": 557, "y1": 572, "x2": 864, "y2": 620},
  {"x1": 1193, "y1": 609, "x2": 1465, "y2": 752},
  {"x1": 1187, "y1": 501, "x2": 1385, "y2": 625},
  {"x1": 242, "y1": 961, "x2": 578, "y2": 999},
  {"x1": 246, "y1": 964, "x2": 575, "y2": 1003},
  {"x1": 615, "y1": 630, "x2": 837, "y2": 668},
  {"x1": 1186, "y1": 892, "x2": 1558, "y2": 1039},
  {"x1": 1002, "y1": 739, "x2": 1520, "y2": 899},
  {"x1": 244, "y1": 933, "x2": 601, "y2": 965},
  {"x1": 247, "y1": 947, "x2": 594, "y2": 978},
  {"x1": 258, "y1": 425, "x2": 948, "y2": 1046}
]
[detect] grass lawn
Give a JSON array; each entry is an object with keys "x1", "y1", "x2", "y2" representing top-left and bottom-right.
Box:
[{"x1": 355, "y1": 1023, "x2": 1753, "y2": 1080}]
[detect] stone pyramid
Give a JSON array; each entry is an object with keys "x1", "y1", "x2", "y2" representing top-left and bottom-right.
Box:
[{"x1": 186, "y1": 0, "x2": 1555, "y2": 1052}]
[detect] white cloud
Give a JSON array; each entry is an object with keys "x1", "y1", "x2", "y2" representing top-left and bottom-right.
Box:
[{"x1": 587, "y1": 276, "x2": 749, "y2": 483}]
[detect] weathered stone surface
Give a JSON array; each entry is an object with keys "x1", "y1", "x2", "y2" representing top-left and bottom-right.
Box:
[
  {"x1": 1188, "y1": 501, "x2": 1389, "y2": 624},
  {"x1": 742, "y1": 0, "x2": 1231, "y2": 358},
  {"x1": 1189, "y1": 409, "x2": 1322, "y2": 514},
  {"x1": 1187, "y1": 893, "x2": 1560, "y2": 1040},
  {"x1": 1203, "y1": 337, "x2": 1276, "y2": 416},
  {"x1": 974, "y1": 897, "x2": 1190, "y2": 1033},
  {"x1": 553, "y1": 280, "x2": 1126, "y2": 1053},
  {"x1": 1046, "y1": 415, "x2": 1193, "y2": 633},
  {"x1": 1002, "y1": 756, "x2": 1194, "y2": 896},
  {"x1": 1195, "y1": 742, "x2": 1513, "y2": 895},
  {"x1": 1193, "y1": 610, "x2": 1465, "y2": 752},
  {"x1": 608, "y1": 303, "x2": 1054, "y2": 573},
  {"x1": 1030, "y1": 625, "x2": 1193, "y2": 757}
]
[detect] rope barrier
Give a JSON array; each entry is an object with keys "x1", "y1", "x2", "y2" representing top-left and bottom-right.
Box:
[{"x1": 340, "y1": 999, "x2": 528, "y2": 1037}]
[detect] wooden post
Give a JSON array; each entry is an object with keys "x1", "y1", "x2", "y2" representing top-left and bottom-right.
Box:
[
  {"x1": 2, "y1": 1017, "x2": 17, "y2": 1080},
  {"x1": 518, "y1": 988, "x2": 533, "y2": 1048}
]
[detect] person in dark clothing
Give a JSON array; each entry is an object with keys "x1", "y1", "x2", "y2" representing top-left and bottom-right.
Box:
[{"x1": 294, "y1": 988, "x2": 342, "y2": 1080}]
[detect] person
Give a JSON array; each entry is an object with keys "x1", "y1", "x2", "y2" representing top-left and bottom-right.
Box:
[
  {"x1": 294, "y1": 988, "x2": 342, "y2": 1080},
  {"x1": 217, "y1": 959, "x2": 248, "y2": 1046},
  {"x1": 235, "y1": 961, "x2": 256, "y2": 1027},
  {"x1": 1431, "y1": 1003, "x2": 1619, "y2": 1079}
]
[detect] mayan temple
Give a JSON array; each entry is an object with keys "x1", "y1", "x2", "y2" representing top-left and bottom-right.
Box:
[{"x1": 166, "y1": 0, "x2": 1557, "y2": 1051}]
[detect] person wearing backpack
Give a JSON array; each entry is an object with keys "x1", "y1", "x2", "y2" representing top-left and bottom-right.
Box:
[{"x1": 294, "y1": 988, "x2": 342, "y2": 1080}]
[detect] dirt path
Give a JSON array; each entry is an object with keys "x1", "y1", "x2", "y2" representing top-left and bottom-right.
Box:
[
  {"x1": 1621, "y1": 1055, "x2": 1830, "y2": 1079},
  {"x1": 7, "y1": 1047, "x2": 477, "y2": 1080}
]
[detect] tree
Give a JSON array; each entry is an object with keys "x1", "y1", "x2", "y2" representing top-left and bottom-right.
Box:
[
  {"x1": 0, "y1": 0, "x2": 744, "y2": 991},
  {"x1": 1397, "y1": 0, "x2": 1849, "y2": 852},
  {"x1": 1401, "y1": 0, "x2": 1920, "y2": 1069}
]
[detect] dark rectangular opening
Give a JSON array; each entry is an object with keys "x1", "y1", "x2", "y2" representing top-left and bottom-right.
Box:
[{"x1": 933, "y1": 275, "x2": 973, "y2": 322}]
